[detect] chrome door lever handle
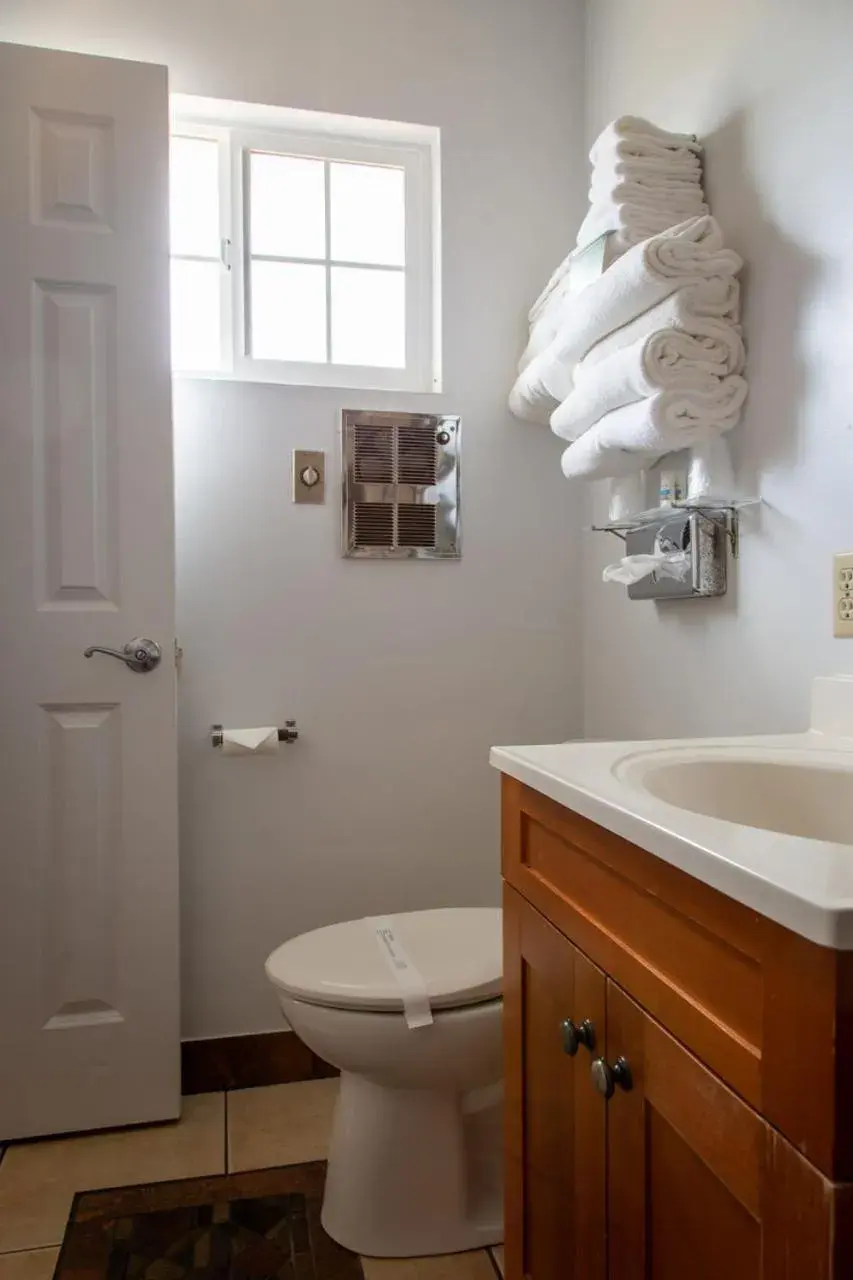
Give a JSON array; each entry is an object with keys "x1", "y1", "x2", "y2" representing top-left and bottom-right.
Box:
[{"x1": 84, "y1": 637, "x2": 162, "y2": 673}]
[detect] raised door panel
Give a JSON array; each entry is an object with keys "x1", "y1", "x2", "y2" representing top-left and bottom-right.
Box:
[
  {"x1": 606, "y1": 982, "x2": 840, "y2": 1280},
  {"x1": 504, "y1": 884, "x2": 606, "y2": 1280}
]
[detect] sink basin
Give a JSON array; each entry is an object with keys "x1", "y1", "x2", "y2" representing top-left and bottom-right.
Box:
[
  {"x1": 617, "y1": 750, "x2": 853, "y2": 844},
  {"x1": 492, "y1": 678, "x2": 853, "y2": 946}
]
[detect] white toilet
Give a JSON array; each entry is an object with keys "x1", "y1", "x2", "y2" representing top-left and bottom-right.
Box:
[{"x1": 265, "y1": 907, "x2": 503, "y2": 1258}]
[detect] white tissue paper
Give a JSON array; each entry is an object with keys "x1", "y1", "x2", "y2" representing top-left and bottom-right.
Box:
[
  {"x1": 220, "y1": 727, "x2": 280, "y2": 756},
  {"x1": 602, "y1": 548, "x2": 691, "y2": 586}
]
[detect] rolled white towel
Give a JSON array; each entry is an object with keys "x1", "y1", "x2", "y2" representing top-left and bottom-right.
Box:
[
  {"x1": 551, "y1": 324, "x2": 746, "y2": 441},
  {"x1": 591, "y1": 118, "x2": 702, "y2": 166},
  {"x1": 529, "y1": 195, "x2": 714, "y2": 338},
  {"x1": 560, "y1": 378, "x2": 749, "y2": 480},
  {"x1": 524, "y1": 216, "x2": 740, "y2": 370},
  {"x1": 582, "y1": 278, "x2": 742, "y2": 370},
  {"x1": 527, "y1": 177, "x2": 707, "y2": 328},
  {"x1": 511, "y1": 217, "x2": 743, "y2": 421}
]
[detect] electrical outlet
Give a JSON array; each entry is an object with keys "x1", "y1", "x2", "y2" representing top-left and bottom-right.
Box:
[{"x1": 834, "y1": 553, "x2": 853, "y2": 637}]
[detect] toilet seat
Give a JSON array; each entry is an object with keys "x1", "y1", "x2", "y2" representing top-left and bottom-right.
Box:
[{"x1": 265, "y1": 907, "x2": 501, "y2": 1014}]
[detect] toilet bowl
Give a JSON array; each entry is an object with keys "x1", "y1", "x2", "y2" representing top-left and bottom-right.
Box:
[{"x1": 265, "y1": 907, "x2": 503, "y2": 1258}]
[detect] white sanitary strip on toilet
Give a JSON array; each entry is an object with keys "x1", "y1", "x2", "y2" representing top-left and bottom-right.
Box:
[{"x1": 368, "y1": 916, "x2": 434, "y2": 1029}]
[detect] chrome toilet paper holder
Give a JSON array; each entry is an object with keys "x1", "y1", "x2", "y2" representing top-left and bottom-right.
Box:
[{"x1": 210, "y1": 721, "x2": 299, "y2": 748}]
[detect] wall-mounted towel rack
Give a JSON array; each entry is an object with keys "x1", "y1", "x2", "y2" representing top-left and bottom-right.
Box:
[{"x1": 591, "y1": 497, "x2": 761, "y2": 559}]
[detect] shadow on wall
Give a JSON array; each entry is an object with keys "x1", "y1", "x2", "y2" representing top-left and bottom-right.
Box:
[
  {"x1": 642, "y1": 107, "x2": 820, "y2": 634},
  {"x1": 705, "y1": 109, "x2": 818, "y2": 492}
]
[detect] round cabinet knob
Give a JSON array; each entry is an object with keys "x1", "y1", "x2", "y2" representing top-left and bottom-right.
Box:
[
  {"x1": 560, "y1": 1017, "x2": 596, "y2": 1057},
  {"x1": 300, "y1": 465, "x2": 321, "y2": 488},
  {"x1": 591, "y1": 1056, "x2": 633, "y2": 1100}
]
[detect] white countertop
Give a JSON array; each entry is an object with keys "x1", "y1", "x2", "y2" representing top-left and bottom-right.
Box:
[{"x1": 490, "y1": 676, "x2": 853, "y2": 949}]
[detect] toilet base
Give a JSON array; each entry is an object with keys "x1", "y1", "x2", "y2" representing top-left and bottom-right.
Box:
[{"x1": 321, "y1": 1071, "x2": 504, "y2": 1258}]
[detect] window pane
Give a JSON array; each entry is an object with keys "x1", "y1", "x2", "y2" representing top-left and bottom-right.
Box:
[
  {"x1": 170, "y1": 259, "x2": 221, "y2": 370},
  {"x1": 170, "y1": 136, "x2": 220, "y2": 258},
  {"x1": 249, "y1": 153, "x2": 326, "y2": 259},
  {"x1": 330, "y1": 162, "x2": 405, "y2": 266},
  {"x1": 331, "y1": 267, "x2": 405, "y2": 367},
  {"x1": 250, "y1": 261, "x2": 327, "y2": 362}
]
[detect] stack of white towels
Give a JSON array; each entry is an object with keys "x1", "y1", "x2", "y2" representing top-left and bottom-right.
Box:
[
  {"x1": 509, "y1": 212, "x2": 747, "y2": 487},
  {"x1": 576, "y1": 116, "x2": 707, "y2": 253}
]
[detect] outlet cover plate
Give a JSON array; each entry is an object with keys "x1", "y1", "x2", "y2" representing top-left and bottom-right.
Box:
[{"x1": 834, "y1": 552, "x2": 853, "y2": 637}]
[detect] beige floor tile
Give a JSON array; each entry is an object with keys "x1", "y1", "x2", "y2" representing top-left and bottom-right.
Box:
[
  {"x1": 490, "y1": 1245, "x2": 504, "y2": 1276},
  {"x1": 0, "y1": 1093, "x2": 225, "y2": 1254},
  {"x1": 0, "y1": 1251, "x2": 59, "y2": 1280},
  {"x1": 227, "y1": 1078, "x2": 339, "y2": 1173},
  {"x1": 360, "y1": 1251, "x2": 496, "y2": 1280}
]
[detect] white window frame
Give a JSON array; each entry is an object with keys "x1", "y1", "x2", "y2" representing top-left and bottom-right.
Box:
[{"x1": 170, "y1": 96, "x2": 441, "y2": 393}]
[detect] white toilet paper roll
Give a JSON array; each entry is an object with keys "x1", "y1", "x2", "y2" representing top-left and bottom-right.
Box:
[{"x1": 220, "y1": 727, "x2": 279, "y2": 756}]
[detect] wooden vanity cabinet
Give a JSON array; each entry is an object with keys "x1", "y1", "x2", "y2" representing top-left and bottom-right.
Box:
[{"x1": 502, "y1": 777, "x2": 853, "y2": 1280}]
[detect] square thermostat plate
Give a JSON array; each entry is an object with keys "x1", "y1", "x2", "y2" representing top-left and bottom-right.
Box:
[{"x1": 293, "y1": 450, "x2": 325, "y2": 504}]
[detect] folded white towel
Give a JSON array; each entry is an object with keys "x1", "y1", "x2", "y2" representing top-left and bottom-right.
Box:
[
  {"x1": 589, "y1": 117, "x2": 701, "y2": 160},
  {"x1": 511, "y1": 217, "x2": 743, "y2": 422},
  {"x1": 592, "y1": 155, "x2": 703, "y2": 185},
  {"x1": 590, "y1": 170, "x2": 703, "y2": 200},
  {"x1": 550, "y1": 323, "x2": 745, "y2": 441},
  {"x1": 560, "y1": 378, "x2": 749, "y2": 480},
  {"x1": 589, "y1": 186, "x2": 706, "y2": 215},
  {"x1": 589, "y1": 181, "x2": 705, "y2": 211},
  {"x1": 591, "y1": 118, "x2": 703, "y2": 166},
  {"x1": 523, "y1": 216, "x2": 740, "y2": 372},
  {"x1": 577, "y1": 196, "x2": 709, "y2": 251},
  {"x1": 581, "y1": 278, "x2": 742, "y2": 370}
]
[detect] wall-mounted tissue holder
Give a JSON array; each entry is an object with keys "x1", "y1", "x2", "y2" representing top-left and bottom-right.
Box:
[
  {"x1": 623, "y1": 510, "x2": 726, "y2": 600},
  {"x1": 592, "y1": 500, "x2": 759, "y2": 601}
]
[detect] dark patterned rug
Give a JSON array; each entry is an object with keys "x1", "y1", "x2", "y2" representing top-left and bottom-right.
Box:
[{"x1": 56, "y1": 1162, "x2": 363, "y2": 1280}]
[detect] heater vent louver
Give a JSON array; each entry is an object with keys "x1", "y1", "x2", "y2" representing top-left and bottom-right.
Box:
[{"x1": 342, "y1": 411, "x2": 460, "y2": 559}]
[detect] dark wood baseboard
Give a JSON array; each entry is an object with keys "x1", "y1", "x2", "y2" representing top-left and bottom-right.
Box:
[{"x1": 181, "y1": 1030, "x2": 338, "y2": 1095}]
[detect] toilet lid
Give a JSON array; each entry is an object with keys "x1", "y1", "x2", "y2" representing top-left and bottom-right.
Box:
[{"x1": 265, "y1": 907, "x2": 502, "y2": 1014}]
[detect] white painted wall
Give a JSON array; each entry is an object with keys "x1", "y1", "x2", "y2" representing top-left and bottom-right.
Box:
[
  {"x1": 582, "y1": 0, "x2": 853, "y2": 741},
  {"x1": 0, "y1": 0, "x2": 587, "y2": 1036}
]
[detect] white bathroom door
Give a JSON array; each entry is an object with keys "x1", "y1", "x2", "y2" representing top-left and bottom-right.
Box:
[{"x1": 0, "y1": 42, "x2": 180, "y2": 1139}]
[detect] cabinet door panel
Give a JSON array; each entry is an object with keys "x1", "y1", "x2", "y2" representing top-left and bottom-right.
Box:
[
  {"x1": 606, "y1": 981, "x2": 838, "y2": 1280},
  {"x1": 504, "y1": 885, "x2": 606, "y2": 1280}
]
